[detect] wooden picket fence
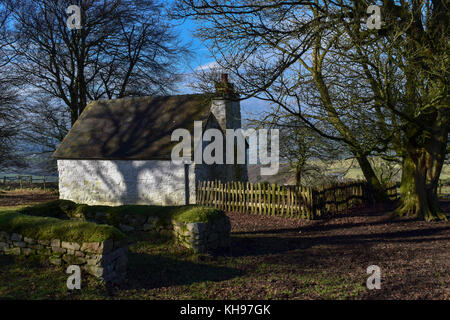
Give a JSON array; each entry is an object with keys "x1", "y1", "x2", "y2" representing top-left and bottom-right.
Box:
[
  {"x1": 196, "y1": 181, "x2": 317, "y2": 219},
  {"x1": 196, "y1": 180, "x2": 398, "y2": 220},
  {"x1": 312, "y1": 181, "x2": 398, "y2": 216}
]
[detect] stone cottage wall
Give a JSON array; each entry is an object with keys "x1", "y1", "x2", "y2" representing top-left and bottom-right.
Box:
[
  {"x1": 0, "y1": 231, "x2": 127, "y2": 283},
  {"x1": 58, "y1": 160, "x2": 197, "y2": 206}
]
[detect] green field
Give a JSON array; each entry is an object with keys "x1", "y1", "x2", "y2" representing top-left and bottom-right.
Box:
[{"x1": 249, "y1": 158, "x2": 450, "y2": 186}]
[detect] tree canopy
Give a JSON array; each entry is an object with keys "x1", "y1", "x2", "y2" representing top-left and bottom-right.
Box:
[{"x1": 175, "y1": 0, "x2": 449, "y2": 220}]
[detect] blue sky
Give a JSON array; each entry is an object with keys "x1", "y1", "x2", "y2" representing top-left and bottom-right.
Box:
[
  {"x1": 173, "y1": 18, "x2": 213, "y2": 72},
  {"x1": 173, "y1": 17, "x2": 271, "y2": 124}
]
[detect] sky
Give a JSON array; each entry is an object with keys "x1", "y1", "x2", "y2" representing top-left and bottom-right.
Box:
[{"x1": 172, "y1": 16, "x2": 272, "y2": 124}]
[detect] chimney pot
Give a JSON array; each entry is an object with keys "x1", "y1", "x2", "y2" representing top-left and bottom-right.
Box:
[{"x1": 215, "y1": 73, "x2": 235, "y2": 98}]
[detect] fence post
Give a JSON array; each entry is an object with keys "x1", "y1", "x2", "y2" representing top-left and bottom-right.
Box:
[
  {"x1": 263, "y1": 184, "x2": 268, "y2": 215},
  {"x1": 202, "y1": 181, "x2": 206, "y2": 205},
  {"x1": 248, "y1": 182, "x2": 253, "y2": 214},
  {"x1": 241, "y1": 182, "x2": 244, "y2": 213},
  {"x1": 231, "y1": 181, "x2": 234, "y2": 212},
  {"x1": 220, "y1": 181, "x2": 224, "y2": 210},
  {"x1": 245, "y1": 182, "x2": 249, "y2": 213},
  {"x1": 198, "y1": 181, "x2": 202, "y2": 205},
  {"x1": 237, "y1": 182, "x2": 241, "y2": 212}
]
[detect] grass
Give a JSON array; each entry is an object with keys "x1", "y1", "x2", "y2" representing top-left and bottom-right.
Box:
[
  {"x1": 2, "y1": 195, "x2": 448, "y2": 299},
  {"x1": 0, "y1": 197, "x2": 365, "y2": 299},
  {"x1": 17, "y1": 200, "x2": 225, "y2": 226},
  {"x1": 0, "y1": 231, "x2": 366, "y2": 300},
  {"x1": 0, "y1": 205, "x2": 27, "y2": 211},
  {"x1": 0, "y1": 208, "x2": 124, "y2": 243},
  {"x1": 0, "y1": 255, "x2": 108, "y2": 299},
  {"x1": 3, "y1": 189, "x2": 447, "y2": 300},
  {"x1": 18, "y1": 200, "x2": 78, "y2": 218},
  {"x1": 170, "y1": 206, "x2": 225, "y2": 223},
  {"x1": 0, "y1": 187, "x2": 58, "y2": 195},
  {"x1": 250, "y1": 159, "x2": 450, "y2": 187}
]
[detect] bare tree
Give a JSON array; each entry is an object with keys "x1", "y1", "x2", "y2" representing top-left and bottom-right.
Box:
[
  {"x1": 175, "y1": 0, "x2": 449, "y2": 220},
  {"x1": 0, "y1": 3, "x2": 22, "y2": 169},
  {"x1": 174, "y1": 0, "x2": 390, "y2": 202},
  {"x1": 5, "y1": 0, "x2": 191, "y2": 124},
  {"x1": 335, "y1": 1, "x2": 449, "y2": 220},
  {"x1": 19, "y1": 96, "x2": 71, "y2": 173},
  {"x1": 247, "y1": 107, "x2": 345, "y2": 186}
]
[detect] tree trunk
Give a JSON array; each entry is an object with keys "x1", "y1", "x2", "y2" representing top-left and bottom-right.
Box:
[
  {"x1": 295, "y1": 165, "x2": 301, "y2": 186},
  {"x1": 395, "y1": 152, "x2": 447, "y2": 221},
  {"x1": 394, "y1": 101, "x2": 449, "y2": 221},
  {"x1": 356, "y1": 156, "x2": 389, "y2": 203}
]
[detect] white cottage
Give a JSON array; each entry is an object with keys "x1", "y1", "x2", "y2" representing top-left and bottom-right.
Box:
[{"x1": 53, "y1": 75, "x2": 248, "y2": 206}]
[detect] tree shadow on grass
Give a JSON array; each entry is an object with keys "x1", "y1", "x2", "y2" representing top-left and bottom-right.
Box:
[
  {"x1": 122, "y1": 252, "x2": 243, "y2": 290},
  {"x1": 0, "y1": 254, "x2": 15, "y2": 268},
  {"x1": 233, "y1": 217, "x2": 414, "y2": 236},
  {"x1": 229, "y1": 226, "x2": 450, "y2": 258},
  {"x1": 232, "y1": 208, "x2": 450, "y2": 239}
]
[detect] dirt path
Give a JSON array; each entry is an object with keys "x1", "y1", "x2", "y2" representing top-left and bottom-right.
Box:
[
  {"x1": 0, "y1": 190, "x2": 58, "y2": 207},
  {"x1": 227, "y1": 201, "x2": 450, "y2": 299}
]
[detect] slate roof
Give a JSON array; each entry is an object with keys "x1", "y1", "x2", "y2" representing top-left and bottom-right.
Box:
[{"x1": 52, "y1": 94, "x2": 213, "y2": 160}]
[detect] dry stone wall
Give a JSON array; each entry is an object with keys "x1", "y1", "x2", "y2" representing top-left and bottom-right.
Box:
[
  {"x1": 110, "y1": 214, "x2": 231, "y2": 253},
  {"x1": 0, "y1": 231, "x2": 127, "y2": 283}
]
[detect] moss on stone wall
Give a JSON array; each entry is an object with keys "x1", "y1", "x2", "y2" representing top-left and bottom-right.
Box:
[
  {"x1": 0, "y1": 209, "x2": 124, "y2": 243},
  {"x1": 18, "y1": 200, "x2": 77, "y2": 219},
  {"x1": 170, "y1": 206, "x2": 223, "y2": 223},
  {"x1": 3, "y1": 200, "x2": 230, "y2": 254},
  {"x1": 14, "y1": 200, "x2": 224, "y2": 226}
]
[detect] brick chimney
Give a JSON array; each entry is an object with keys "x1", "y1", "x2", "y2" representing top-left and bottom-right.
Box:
[
  {"x1": 210, "y1": 73, "x2": 240, "y2": 131},
  {"x1": 210, "y1": 73, "x2": 248, "y2": 182},
  {"x1": 214, "y1": 73, "x2": 235, "y2": 99}
]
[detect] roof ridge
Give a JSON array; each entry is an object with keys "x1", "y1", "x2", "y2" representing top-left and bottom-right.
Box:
[{"x1": 88, "y1": 93, "x2": 209, "y2": 105}]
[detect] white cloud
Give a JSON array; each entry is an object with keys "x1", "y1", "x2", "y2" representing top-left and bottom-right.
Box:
[{"x1": 194, "y1": 61, "x2": 221, "y2": 71}]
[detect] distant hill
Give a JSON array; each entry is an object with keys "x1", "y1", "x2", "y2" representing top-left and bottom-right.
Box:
[
  {"x1": 248, "y1": 159, "x2": 364, "y2": 186},
  {"x1": 249, "y1": 159, "x2": 450, "y2": 186},
  {"x1": 248, "y1": 163, "x2": 296, "y2": 185}
]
